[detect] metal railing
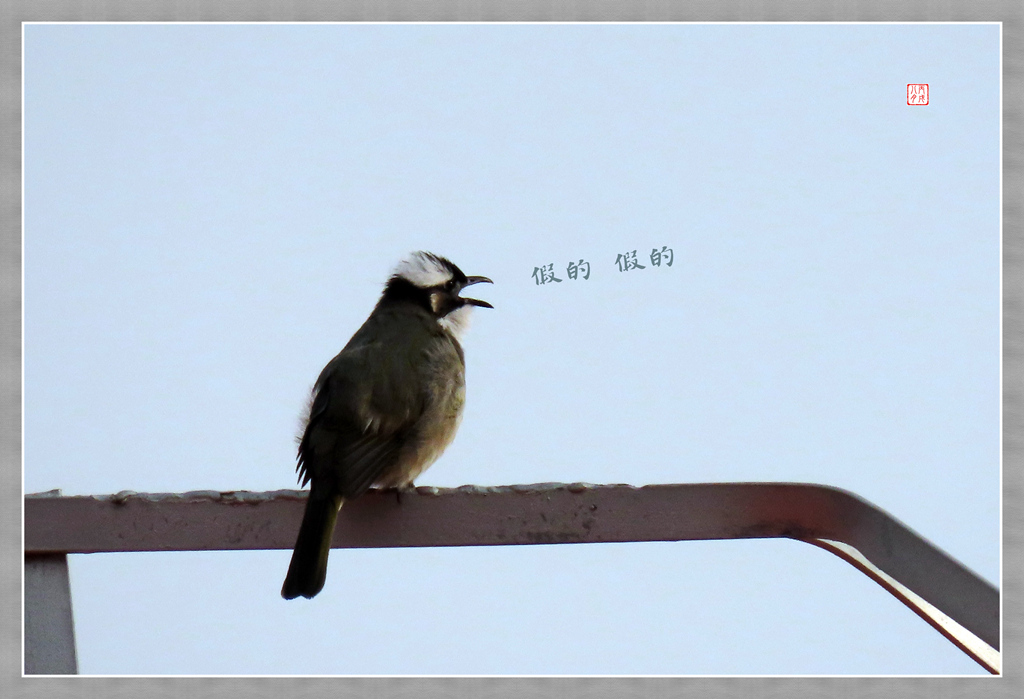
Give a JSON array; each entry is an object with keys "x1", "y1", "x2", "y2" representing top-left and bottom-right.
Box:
[{"x1": 24, "y1": 482, "x2": 1000, "y2": 674}]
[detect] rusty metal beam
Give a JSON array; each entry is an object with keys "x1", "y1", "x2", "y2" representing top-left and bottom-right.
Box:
[{"x1": 24, "y1": 482, "x2": 1000, "y2": 673}]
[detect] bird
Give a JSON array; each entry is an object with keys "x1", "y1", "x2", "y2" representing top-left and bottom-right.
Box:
[{"x1": 281, "y1": 251, "x2": 493, "y2": 600}]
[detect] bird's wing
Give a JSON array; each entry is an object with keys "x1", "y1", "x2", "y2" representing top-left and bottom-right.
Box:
[{"x1": 296, "y1": 342, "x2": 426, "y2": 498}]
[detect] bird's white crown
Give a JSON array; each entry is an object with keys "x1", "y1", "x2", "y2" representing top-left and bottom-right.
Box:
[{"x1": 393, "y1": 251, "x2": 455, "y2": 289}]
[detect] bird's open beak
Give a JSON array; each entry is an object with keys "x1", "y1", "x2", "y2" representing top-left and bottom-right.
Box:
[{"x1": 461, "y1": 276, "x2": 494, "y2": 308}]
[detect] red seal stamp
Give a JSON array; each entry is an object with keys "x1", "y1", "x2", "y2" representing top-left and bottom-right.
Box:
[{"x1": 907, "y1": 84, "x2": 929, "y2": 105}]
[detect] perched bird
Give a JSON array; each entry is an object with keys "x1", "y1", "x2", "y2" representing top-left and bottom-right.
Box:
[{"x1": 281, "y1": 251, "x2": 493, "y2": 600}]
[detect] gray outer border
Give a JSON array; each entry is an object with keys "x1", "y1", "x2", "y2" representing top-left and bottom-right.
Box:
[{"x1": 3, "y1": 1, "x2": 1019, "y2": 697}]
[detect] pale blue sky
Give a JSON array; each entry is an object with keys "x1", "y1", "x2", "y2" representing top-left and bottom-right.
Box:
[{"x1": 24, "y1": 23, "x2": 999, "y2": 674}]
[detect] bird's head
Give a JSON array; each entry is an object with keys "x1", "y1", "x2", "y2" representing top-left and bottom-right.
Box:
[{"x1": 384, "y1": 251, "x2": 493, "y2": 337}]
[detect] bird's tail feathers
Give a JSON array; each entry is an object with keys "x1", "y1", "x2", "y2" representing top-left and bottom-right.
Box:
[{"x1": 281, "y1": 492, "x2": 344, "y2": 600}]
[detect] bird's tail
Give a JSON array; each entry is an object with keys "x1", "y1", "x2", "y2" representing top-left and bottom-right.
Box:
[{"x1": 281, "y1": 492, "x2": 344, "y2": 600}]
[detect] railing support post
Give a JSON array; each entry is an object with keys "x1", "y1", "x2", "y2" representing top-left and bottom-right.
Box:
[{"x1": 24, "y1": 553, "x2": 78, "y2": 675}]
